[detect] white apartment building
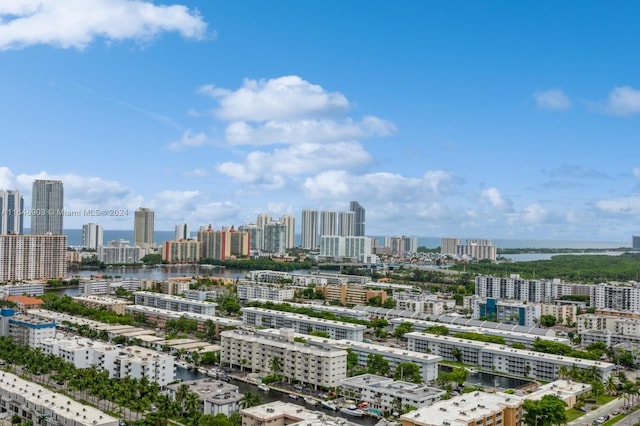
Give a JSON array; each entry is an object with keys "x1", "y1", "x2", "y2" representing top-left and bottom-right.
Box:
[
  {"x1": 457, "y1": 239, "x2": 497, "y2": 262},
  {"x1": 221, "y1": 328, "x2": 347, "y2": 388},
  {"x1": 80, "y1": 278, "x2": 143, "y2": 296},
  {"x1": 389, "y1": 318, "x2": 570, "y2": 347},
  {"x1": 125, "y1": 305, "x2": 243, "y2": 335},
  {"x1": 339, "y1": 374, "x2": 445, "y2": 413},
  {"x1": 0, "y1": 309, "x2": 56, "y2": 346},
  {"x1": 319, "y1": 236, "x2": 372, "y2": 258},
  {"x1": 258, "y1": 329, "x2": 442, "y2": 382},
  {"x1": 406, "y1": 332, "x2": 614, "y2": 382},
  {"x1": 134, "y1": 291, "x2": 217, "y2": 316},
  {"x1": 0, "y1": 234, "x2": 66, "y2": 281},
  {"x1": 577, "y1": 314, "x2": 617, "y2": 334},
  {"x1": 82, "y1": 223, "x2": 103, "y2": 250},
  {"x1": 591, "y1": 283, "x2": 640, "y2": 312},
  {"x1": 236, "y1": 285, "x2": 295, "y2": 303},
  {"x1": 0, "y1": 283, "x2": 44, "y2": 297},
  {"x1": 475, "y1": 275, "x2": 556, "y2": 303},
  {"x1": 36, "y1": 336, "x2": 175, "y2": 386},
  {"x1": 394, "y1": 292, "x2": 456, "y2": 315},
  {"x1": 0, "y1": 371, "x2": 118, "y2": 426},
  {"x1": 167, "y1": 379, "x2": 241, "y2": 416},
  {"x1": 440, "y1": 238, "x2": 460, "y2": 256},
  {"x1": 241, "y1": 307, "x2": 366, "y2": 341},
  {"x1": 276, "y1": 302, "x2": 371, "y2": 321},
  {"x1": 384, "y1": 236, "x2": 418, "y2": 255},
  {"x1": 400, "y1": 391, "x2": 523, "y2": 426},
  {"x1": 97, "y1": 239, "x2": 143, "y2": 264}
]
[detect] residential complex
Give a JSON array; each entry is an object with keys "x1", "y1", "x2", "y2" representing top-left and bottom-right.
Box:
[
  {"x1": 221, "y1": 328, "x2": 347, "y2": 388},
  {"x1": 124, "y1": 305, "x2": 242, "y2": 336},
  {"x1": 0, "y1": 189, "x2": 23, "y2": 235},
  {"x1": 133, "y1": 291, "x2": 217, "y2": 315},
  {"x1": 0, "y1": 308, "x2": 56, "y2": 346},
  {"x1": 259, "y1": 328, "x2": 442, "y2": 382},
  {"x1": 0, "y1": 371, "x2": 118, "y2": 426},
  {"x1": 82, "y1": 222, "x2": 103, "y2": 249},
  {"x1": 389, "y1": 318, "x2": 570, "y2": 347},
  {"x1": 319, "y1": 235, "x2": 372, "y2": 259},
  {"x1": 340, "y1": 374, "x2": 445, "y2": 414},
  {"x1": 36, "y1": 336, "x2": 175, "y2": 386},
  {"x1": 241, "y1": 307, "x2": 366, "y2": 341},
  {"x1": 472, "y1": 298, "x2": 541, "y2": 326},
  {"x1": 349, "y1": 201, "x2": 365, "y2": 237},
  {"x1": 236, "y1": 285, "x2": 295, "y2": 303},
  {"x1": 0, "y1": 234, "x2": 67, "y2": 281},
  {"x1": 133, "y1": 207, "x2": 155, "y2": 249},
  {"x1": 174, "y1": 223, "x2": 190, "y2": 241},
  {"x1": 167, "y1": 379, "x2": 241, "y2": 416},
  {"x1": 316, "y1": 283, "x2": 387, "y2": 306},
  {"x1": 97, "y1": 239, "x2": 142, "y2": 264},
  {"x1": 301, "y1": 209, "x2": 319, "y2": 249},
  {"x1": 384, "y1": 236, "x2": 418, "y2": 255},
  {"x1": 31, "y1": 179, "x2": 64, "y2": 235},
  {"x1": 160, "y1": 239, "x2": 202, "y2": 263},
  {"x1": 72, "y1": 295, "x2": 133, "y2": 315},
  {"x1": 406, "y1": 332, "x2": 614, "y2": 382},
  {"x1": 400, "y1": 391, "x2": 523, "y2": 426},
  {"x1": 197, "y1": 226, "x2": 250, "y2": 260}
]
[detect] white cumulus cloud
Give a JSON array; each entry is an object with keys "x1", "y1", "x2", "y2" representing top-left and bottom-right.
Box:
[
  {"x1": 166, "y1": 130, "x2": 210, "y2": 151},
  {"x1": 534, "y1": 88, "x2": 571, "y2": 111},
  {"x1": 603, "y1": 86, "x2": 640, "y2": 116},
  {"x1": 202, "y1": 75, "x2": 350, "y2": 122},
  {"x1": 481, "y1": 187, "x2": 513, "y2": 211},
  {"x1": 596, "y1": 195, "x2": 640, "y2": 215},
  {"x1": 0, "y1": 0, "x2": 208, "y2": 50},
  {"x1": 225, "y1": 116, "x2": 395, "y2": 146}
]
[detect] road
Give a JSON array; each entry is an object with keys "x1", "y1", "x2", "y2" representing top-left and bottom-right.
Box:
[{"x1": 567, "y1": 398, "x2": 625, "y2": 426}]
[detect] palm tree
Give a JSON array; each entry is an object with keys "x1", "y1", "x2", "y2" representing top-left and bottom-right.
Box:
[
  {"x1": 184, "y1": 392, "x2": 201, "y2": 418},
  {"x1": 240, "y1": 391, "x2": 262, "y2": 409},
  {"x1": 269, "y1": 357, "x2": 282, "y2": 374},
  {"x1": 557, "y1": 365, "x2": 569, "y2": 381},
  {"x1": 605, "y1": 376, "x2": 617, "y2": 396},
  {"x1": 175, "y1": 383, "x2": 190, "y2": 410}
]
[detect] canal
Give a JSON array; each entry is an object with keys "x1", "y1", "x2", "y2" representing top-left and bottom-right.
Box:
[
  {"x1": 439, "y1": 365, "x2": 533, "y2": 390},
  {"x1": 175, "y1": 367, "x2": 378, "y2": 425}
]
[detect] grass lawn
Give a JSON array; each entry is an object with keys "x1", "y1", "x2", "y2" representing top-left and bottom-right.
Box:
[
  {"x1": 565, "y1": 408, "x2": 585, "y2": 422},
  {"x1": 602, "y1": 413, "x2": 625, "y2": 426},
  {"x1": 597, "y1": 395, "x2": 617, "y2": 405}
]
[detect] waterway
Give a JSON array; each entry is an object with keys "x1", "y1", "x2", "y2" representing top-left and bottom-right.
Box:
[
  {"x1": 439, "y1": 365, "x2": 532, "y2": 390},
  {"x1": 175, "y1": 367, "x2": 378, "y2": 425}
]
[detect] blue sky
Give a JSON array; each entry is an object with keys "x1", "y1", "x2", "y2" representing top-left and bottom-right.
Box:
[{"x1": 1, "y1": 1, "x2": 640, "y2": 242}]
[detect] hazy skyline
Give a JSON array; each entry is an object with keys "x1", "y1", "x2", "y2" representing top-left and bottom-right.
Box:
[{"x1": 1, "y1": 1, "x2": 640, "y2": 241}]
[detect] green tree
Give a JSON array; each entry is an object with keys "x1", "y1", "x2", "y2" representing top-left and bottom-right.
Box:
[
  {"x1": 424, "y1": 325, "x2": 449, "y2": 336},
  {"x1": 366, "y1": 354, "x2": 390, "y2": 376},
  {"x1": 269, "y1": 357, "x2": 282, "y2": 374},
  {"x1": 539, "y1": 315, "x2": 557, "y2": 327},
  {"x1": 523, "y1": 395, "x2": 567, "y2": 426},
  {"x1": 240, "y1": 391, "x2": 262, "y2": 409},
  {"x1": 394, "y1": 362, "x2": 422, "y2": 383},
  {"x1": 346, "y1": 349, "x2": 359, "y2": 375}
]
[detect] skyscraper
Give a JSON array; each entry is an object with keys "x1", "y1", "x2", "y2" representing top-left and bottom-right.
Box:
[
  {"x1": 175, "y1": 223, "x2": 190, "y2": 241},
  {"x1": 256, "y1": 213, "x2": 272, "y2": 229},
  {"x1": 82, "y1": 223, "x2": 103, "y2": 250},
  {"x1": 31, "y1": 180, "x2": 63, "y2": 235},
  {"x1": 349, "y1": 201, "x2": 365, "y2": 236},
  {"x1": 301, "y1": 209, "x2": 318, "y2": 249},
  {"x1": 134, "y1": 207, "x2": 155, "y2": 249},
  {"x1": 263, "y1": 221, "x2": 287, "y2": 254},
  {"x1": 0, "y1": 190, "x2": 24, "y2": 235},
  {"x1": 279, "y1": 214, "x2": 296, "y2": 249},
  {"x1": 320, "y1": 210, "x2": 337, "y2": 237},
  {"x1": 338, "y1": 211, "x2": 355, "y2": 237}
]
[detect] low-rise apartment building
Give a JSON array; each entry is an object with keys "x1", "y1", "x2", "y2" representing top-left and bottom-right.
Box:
[
  {"x1": 258, "y1": 329, "x2": 442, "y2": 382},
  {"x1": 134, "y1": 291, "x2": 217, "y2": 315},
  {"x1": 236, "y1": 285, "x2": 295, "y2": 302},
  {"x1": 472, "y1": 298, "x2": 541, "y2": 326},
  {"x1": 406, "y1": 332, "x2": 614, "y2": 382},
  {"x1": 400, "y1": 391, "x2": 522, "y2": 426},
  {"x1": 0, "y1": 371, "x2": 118, "y2": 426},
  {"x1": 389, "y1": 318, "x2": 570, "y2": 347},
  {"x1": 167, "y1": 378, "x2": 241, "y2": 416},
  {"x1": 525, "y1": 380, "x2": 591, "y2": 409},
  {"x1": 241, "y1": 307, "x2": 366, "y2": 341},
  {"x1": 339, "y1": 374, "x2": 445, "y2": 414},
  {"x1": 540, "y1": 303, "x2": 577, "y2": 325},
  {"x1": 125, "y1": 305, "x2": 242, "y2": 336},
  {"x1": 72, "y1": 295, "x2": 132, "y2": 315},
  {"x1": 0, "y1": 308, "x2": 56, "y2": 346},
  {"x1": 221, "y1": 328, "x2": 347, "y2": 388},
  {"x1": 316, "y1": 284, "x2": 387, "y2": 306}
]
